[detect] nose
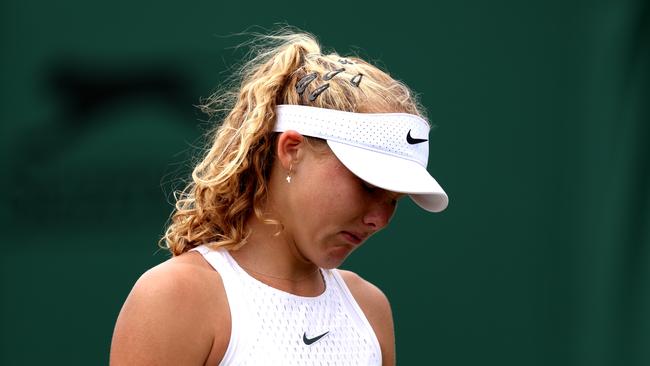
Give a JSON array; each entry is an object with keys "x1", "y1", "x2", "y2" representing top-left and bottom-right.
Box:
[{"x1": 362, "y1": 195, "x2": 397, "y2": 232}]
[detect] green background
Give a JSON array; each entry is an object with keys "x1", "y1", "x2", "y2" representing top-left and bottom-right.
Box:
[{"x1": 1, "y1": 0, "x2": 648, "y2": 365}]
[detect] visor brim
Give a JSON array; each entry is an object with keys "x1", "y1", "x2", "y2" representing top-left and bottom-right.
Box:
[{"x1": 327, "y1": 141, "x2": 449, "y2": 212}]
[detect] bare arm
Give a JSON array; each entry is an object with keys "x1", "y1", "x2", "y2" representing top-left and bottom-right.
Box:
[
  {"x1": 110, "y1": 255, "x2": 229, "y2": 365},
  {"x1": 338, "y1": 270, "x2": 396, "y2": 366}
]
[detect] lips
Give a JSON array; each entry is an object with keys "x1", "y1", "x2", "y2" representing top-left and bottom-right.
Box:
[{"x1": 340, "y1": 231, "x2": 368, "y2": 245}]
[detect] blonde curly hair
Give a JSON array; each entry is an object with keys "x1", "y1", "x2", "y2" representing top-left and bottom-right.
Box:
[{"x1": 161, "y1": 28, "x2": 426, "y2": 256}]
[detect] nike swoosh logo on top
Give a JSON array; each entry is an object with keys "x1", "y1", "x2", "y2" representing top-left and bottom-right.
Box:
[
  {"x1": 302, "y1": 331, "x2": 329, "y2": 345},
  {"x1": 406, "y1": 130, "x2": 428, "y2": 144}
]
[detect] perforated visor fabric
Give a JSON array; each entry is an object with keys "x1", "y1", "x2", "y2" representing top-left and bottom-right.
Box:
[{"x1": 275, "y1": 105, "x2": 430, "y2": 167}]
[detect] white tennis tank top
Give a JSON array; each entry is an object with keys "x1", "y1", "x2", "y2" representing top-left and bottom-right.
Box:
[{"x1": 191, "y1": 244, "x2": 382, "y2": 366}]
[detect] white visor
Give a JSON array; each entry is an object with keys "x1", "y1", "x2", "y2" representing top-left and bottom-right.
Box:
[{"x1": 273, "y1": 104, "x2": 448, "y2": 212}]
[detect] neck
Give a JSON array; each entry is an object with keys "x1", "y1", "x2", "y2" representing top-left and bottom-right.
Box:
[{"x1": 229, "y1": 212, "x2": 322, "y2": 290}]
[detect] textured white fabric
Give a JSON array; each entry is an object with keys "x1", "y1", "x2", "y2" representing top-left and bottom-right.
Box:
[
  {"x1": 274, "y1": 104, "x2": 429, "y2": 167},
  {"x1": 273, "y1": 104, "x2": 448, "y2": 212},
  {"x1": 192, "y1": 245, "x2": 382, "y2": 366}
]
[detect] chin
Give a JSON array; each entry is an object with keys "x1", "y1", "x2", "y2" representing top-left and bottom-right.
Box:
[{"x1": 319, "y1": 245, "x2": 355, "y2": 269}]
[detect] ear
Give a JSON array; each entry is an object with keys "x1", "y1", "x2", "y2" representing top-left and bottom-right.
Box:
[{"x1": 276, "y1": 130, "x2": 305, "y2": 170}]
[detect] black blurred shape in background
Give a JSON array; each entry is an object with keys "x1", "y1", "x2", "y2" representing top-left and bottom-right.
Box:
[
  {"x1": 9, "y1": 62, "x2": 197, "y2": 228},
  {"x1": 48, "y1": 63, "x2": 193, "y2": 123}
]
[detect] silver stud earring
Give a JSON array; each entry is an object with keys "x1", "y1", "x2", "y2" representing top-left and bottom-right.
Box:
[{"x1": 286, "y1": 163, "x2": 293, "y2": 183}]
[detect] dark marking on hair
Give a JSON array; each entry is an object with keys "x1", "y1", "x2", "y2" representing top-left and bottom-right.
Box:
[
  {"x1": 338, "y1": 58, "x2": 354, "y2": 65},
  {"x1": 296, "y1": 72, "x2": 318, "y2": 95},
  {"x1": 308, "y1": 83, "x2": 330, "y2": 101},
  {"x1": 323, "y1": 68, "x2": 345, "y2": 81},
  {"x1": 351, "y1": 73, "x2": 363, "y2": 87}
]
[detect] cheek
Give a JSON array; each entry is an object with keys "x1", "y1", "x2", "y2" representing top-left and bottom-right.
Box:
[
  {"x1": 301, "y1": 161, "x2": 355, "y2": 217},
  {"x1": 306, "y1": 171, "x2": 344, "y2": 213}
]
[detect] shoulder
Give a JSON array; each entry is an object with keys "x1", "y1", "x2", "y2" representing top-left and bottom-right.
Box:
[
  {"x1": 337, "y1": 269, "x2": 391, "y2": 315},
  {"x1": 337, "y1": 269, "x2": 395, "y2": 366},
  {"x1": 110, "y1": 250, "x2": 230, "y2": 365},
  {"x1": 126, "y1": 250, "x2": 228, "y2": 319},
  {"x1": 134, "y1": 250, "x2": 225, "y2": 301}
]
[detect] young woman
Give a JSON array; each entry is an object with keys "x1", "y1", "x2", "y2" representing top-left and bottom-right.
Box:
[{"x1": 110, "y1": 30, "x2": 448, "y2": 366}]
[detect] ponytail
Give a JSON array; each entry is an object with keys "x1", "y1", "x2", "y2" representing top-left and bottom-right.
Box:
[{"x1": 162, "y1": 31, "x2": 323, "y2": 255}]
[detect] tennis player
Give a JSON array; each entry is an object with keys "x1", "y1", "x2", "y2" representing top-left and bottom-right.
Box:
[{"x1": 110, "y1": 29, "x2": 448, "y2": 366}]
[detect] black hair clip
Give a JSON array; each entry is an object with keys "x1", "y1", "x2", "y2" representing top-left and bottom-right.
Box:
[
  {"x1": 323, "y1": 68, "x2": 345, "y2": 81},
  {"x1": 338, "y1": 58, "x2": 354, "y2": 65},
  {"x1": 308, "y1": 83, "x2": 330, "y2": 101},
  {"x1": 351, "y1": 73, "x2": 363, "y2": 87},
  {"x1": 296, "y1": 72, "x2": 318, "y2": 95}
]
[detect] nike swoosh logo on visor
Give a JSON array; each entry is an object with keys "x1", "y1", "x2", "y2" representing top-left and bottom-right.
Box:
[{"x1": 406, "y1": 130, "x2": 428, "y2": 144}]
